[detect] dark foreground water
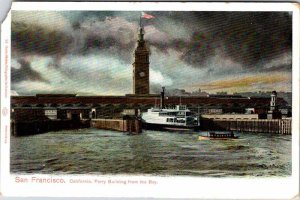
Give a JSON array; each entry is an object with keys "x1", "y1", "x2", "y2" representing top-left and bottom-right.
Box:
[{"x1": 10, "y1": 128, "x2": 291, "y2": 177}]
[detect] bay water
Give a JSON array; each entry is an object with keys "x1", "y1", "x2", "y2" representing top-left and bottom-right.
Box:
[{"x1": 10, "y1": 128, "x2": 291, "y2": 177}]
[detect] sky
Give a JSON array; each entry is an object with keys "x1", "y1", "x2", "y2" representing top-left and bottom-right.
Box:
[{"x1": 11, "y1": 11, "x2": 292, "y2": 95}]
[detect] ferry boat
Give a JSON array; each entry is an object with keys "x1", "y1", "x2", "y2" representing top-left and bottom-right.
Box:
[
  {"x1": 141, "y1": 105, "x2": 200, "y2": 131},
  {"x1": 141, "y1": 87, "x2": 200, "y2": 131},
  {"x1": 198, "y1": 131, "x2": 239, "y2": 140}
]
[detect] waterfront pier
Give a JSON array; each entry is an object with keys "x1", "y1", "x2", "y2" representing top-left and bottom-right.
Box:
[
  {"x1": 10, "y1": 90, "x2": 291, "y2": 136},
  {"x1": 200, "y1": 118, "x2": 292, "y2": 135}
]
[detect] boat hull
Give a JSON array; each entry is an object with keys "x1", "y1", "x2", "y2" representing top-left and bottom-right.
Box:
[
  {"x1": 142, "y1": 122, "x2": 200, "y2": 132},
  {"x1": 198, "y1": 132, "x2": 239, "y2": 140},
  {"x1": 198, "y1": 136, "x2": 239, "y2": 140}
]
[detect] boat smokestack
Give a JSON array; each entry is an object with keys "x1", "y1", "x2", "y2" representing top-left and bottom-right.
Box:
[{"x1": 160, "y1": 87, "x2": 165, "y2": 109}]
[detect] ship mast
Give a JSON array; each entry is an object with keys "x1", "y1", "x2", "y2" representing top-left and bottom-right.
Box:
[{"x1": 160, "y1": 87, "x2": 165, "y2": 109}]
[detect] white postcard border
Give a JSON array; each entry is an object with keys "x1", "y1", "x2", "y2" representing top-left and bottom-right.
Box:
[
  {"x1": 1, "y1": 2, "x2": 299, "y2": 198},
  {"x1": 0, "y1": 9, "x2": 11, "y2": 197}
]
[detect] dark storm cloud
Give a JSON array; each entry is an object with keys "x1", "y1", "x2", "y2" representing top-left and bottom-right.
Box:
[
  {"x1": 65, "y1": 11, "x2": 143, "y2": 60},
  {"x1": 110, "y1": 11, "x2": 291, "y2": 69},
  {"x1": 11, "y1": 21, "x2": 73, "y2": 56},
  {"x1": 68, "y1": 11, "x2": 116, "y2": 30},
  {"x1": 12, "y1": 59, "x2": 49, "y2": 83},
  {"x1": 167, "y1": 12, "x2": 292, "y2": 68},
  {"x1": 69, "y1": 16, "x2": 139, "y2": 63},
  {"x1": 11, "y1": 10, "x2": 293, "y2": 95},
  {"x1": 65, "y1": 11, "x2": 140, "y2": 26},
  {"x1": 81, "y1": 32, "x2": 136, "y2": 62},
  {"x1": 216, "y1": 12, "x2": 291, "y2": 67},
  {"x1": 12, "y1": 11, "x2": 292, "y2": 70},
  {"x1": 11, "y1": 13, "x2": 136, "y2": 66},
  {"x1": 180, "y1": 32, "x2": 217, "y2": 66}
]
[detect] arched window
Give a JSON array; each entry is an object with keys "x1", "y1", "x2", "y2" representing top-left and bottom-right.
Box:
[{"x1": 92, "y1": 111, "x2": 96, "y2": 119}]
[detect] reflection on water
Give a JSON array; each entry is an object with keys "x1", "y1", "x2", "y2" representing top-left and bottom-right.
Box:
[{"x1": 10, "y1": 128, "x2": 291, "y2": 177}]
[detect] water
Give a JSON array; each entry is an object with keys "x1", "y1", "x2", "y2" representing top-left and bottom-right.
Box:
[{"x1": 10, "y1": 128, "x2": 291, "y2": 177}]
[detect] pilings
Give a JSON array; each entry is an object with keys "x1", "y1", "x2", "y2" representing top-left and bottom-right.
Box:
[
  {"x1": 91, "y1": 119, "x2": 142, "y2": 134},
  {"x1": 11, "y1": 119, "x2": 91, "y2": 136},
  {"x1": 200, "y1": 118, "x2": 292, "y2": 135},
  {"x1": 11, "y1": 118, "x2": 142, "y2": 137}
]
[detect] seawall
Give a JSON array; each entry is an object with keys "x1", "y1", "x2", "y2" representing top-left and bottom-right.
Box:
[
  {"x1": 91, "y1": 119, "x2": 142, "y2": 134},
  {"x1": 200, "y1": 118, "x2": 291, "y2": 135},
  {"x1": 11, "y1": 119, "x2": 90, "y2": 136}
]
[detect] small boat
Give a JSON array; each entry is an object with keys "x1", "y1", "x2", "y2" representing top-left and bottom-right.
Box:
[{"x1": 199, "y1": 131, "x2": 239, "y2": 140}]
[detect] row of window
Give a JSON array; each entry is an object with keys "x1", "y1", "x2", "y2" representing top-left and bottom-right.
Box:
[
  {"x1": 166, "y1": 118, "x2": 186, "y2": 123},
  {"x1": 159, "y1": 112, "x2": 191, "y2": 116},
  {"x1": 214, "y1": 118, "x2": 257, "y2": 120}
]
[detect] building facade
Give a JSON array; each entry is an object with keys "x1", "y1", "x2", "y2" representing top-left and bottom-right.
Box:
[{"x1": 11, "y1": 93, "x2": 289, "y2": 121}]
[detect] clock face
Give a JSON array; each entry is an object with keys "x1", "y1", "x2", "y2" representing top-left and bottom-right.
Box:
[{"x1": 139, "y1": 71, "x2": 145, "y2": 77}]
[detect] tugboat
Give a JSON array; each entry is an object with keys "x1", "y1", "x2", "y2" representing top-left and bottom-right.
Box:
[
  {"x1": 141, "y1": 87, "x2": 200, "y2": 131},
  {"x1": 198, "y1": 131, "x2": 239, "y2": 140}
]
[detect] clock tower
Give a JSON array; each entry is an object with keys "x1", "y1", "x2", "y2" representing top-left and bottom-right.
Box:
[{"x1": 133, "y1": 26, "x2": 150, "y2": 95}]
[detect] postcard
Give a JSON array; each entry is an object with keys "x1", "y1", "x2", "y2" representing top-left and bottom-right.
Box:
[{"x1": 1, "y1": 2, "x2": 299, "y2": 199}]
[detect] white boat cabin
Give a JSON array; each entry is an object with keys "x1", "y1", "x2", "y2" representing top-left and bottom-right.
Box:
[{"x1": 142, "y1": 105, "x2": 199, "y2": 127}]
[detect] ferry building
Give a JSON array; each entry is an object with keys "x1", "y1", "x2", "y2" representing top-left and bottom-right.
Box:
[{"x1": 11, "y1": 24, "x2": 290, "y2": 122}]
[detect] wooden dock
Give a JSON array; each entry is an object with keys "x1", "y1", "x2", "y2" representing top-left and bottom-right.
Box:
[{"x1": 200, "y1": 118, "x2": 291, "y2": 135}]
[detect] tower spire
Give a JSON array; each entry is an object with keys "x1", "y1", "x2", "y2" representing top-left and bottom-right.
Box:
[
  {"x1": 139, "y1": 14, "x2": 144, "y2": 42},
  {"x1": 132, "y1": 13, "x2": 149, "y2": 95},
  {"x1": 139, "y1": 13, "x2": 142, "y2": 28}
]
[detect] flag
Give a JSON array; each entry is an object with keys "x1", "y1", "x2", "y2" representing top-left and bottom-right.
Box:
[{"x1": 141, "y1": 12, "x2": 155, "y2": 19}]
